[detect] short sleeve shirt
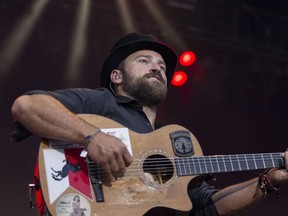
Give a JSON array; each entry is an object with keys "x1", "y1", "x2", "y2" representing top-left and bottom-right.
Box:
[{"x1": 25, "y1": 87, "x2": 219, "y2": 216}]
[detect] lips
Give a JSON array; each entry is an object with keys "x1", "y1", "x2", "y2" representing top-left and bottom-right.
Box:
[{"x1": 147, "y1": 73, "x2": 164, "y2": 83}]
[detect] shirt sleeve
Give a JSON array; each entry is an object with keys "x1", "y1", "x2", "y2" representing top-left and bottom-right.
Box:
[
  {"x1": 11, "y1": 88, "x2": 110, "y2": 142},
  {"x1": 188, "y1": 178, "x2": 219, "y2": 216},
  {"x1": 25, "y1": 88, "x2": 110, "y2": 114}
]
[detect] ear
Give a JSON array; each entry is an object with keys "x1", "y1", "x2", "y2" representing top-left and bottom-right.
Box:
[{"x1": 110, "y1": 69, "x2": 122, "y2": 85}]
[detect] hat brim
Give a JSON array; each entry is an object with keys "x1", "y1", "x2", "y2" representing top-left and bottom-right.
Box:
[{"x1": 100, "y1": 40, "x2": 177, "y2": 88}]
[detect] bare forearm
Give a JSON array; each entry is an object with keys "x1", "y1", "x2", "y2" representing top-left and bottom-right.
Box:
[
  {"x1": 212, "y1": 177, "x2": 264, "y2": 216},
  {"x1": 12, "y1": 94, "x2": 133, "y2": 184},
  {"x1": 11, "y1": 94, "x2": 96, "y2": 143}
]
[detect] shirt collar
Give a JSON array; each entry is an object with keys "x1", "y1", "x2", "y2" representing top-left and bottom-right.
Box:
[
  {"x1": 115, "y1": 95, "x2": 144, "y2": 111},
  {"x1": 115, "y1": 95, "x2": 136, "y2": 104},
  {"x1": 115, "y1": 94, "x2": 164, "y2": 129}
]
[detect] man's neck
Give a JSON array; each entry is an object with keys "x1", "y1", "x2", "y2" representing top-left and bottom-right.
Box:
[
  {"x1": 143, "y1": 105, "x2": 157, "y2": 129},
  {"x1": 115, "y1": 90, "x2": 158, "y2": 128}
]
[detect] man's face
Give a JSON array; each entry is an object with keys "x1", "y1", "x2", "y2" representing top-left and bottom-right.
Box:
[{"x1": 121, "y1": 50, "x2": 168, "y2": 106}]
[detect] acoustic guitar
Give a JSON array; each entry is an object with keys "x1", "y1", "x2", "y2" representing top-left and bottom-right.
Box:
[{"x1": 37, "y1": 114, "x2": 284, "y2": 216}]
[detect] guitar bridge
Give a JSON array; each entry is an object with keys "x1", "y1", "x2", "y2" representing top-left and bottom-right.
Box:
[{"x1": 87, "y1": 158, "x2": 105, "y2": 202}]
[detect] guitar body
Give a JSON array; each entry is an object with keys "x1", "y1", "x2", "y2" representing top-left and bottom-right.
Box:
[{"x1": 38, "y1": 114, "x2": 203, "y2": 216}]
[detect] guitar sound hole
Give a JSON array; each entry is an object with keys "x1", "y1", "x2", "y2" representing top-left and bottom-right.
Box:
[{"x1": 143, "y1": 154, "x2": 174, "y2": 184}]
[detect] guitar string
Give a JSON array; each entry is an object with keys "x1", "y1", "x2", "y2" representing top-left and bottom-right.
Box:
[
  {"x1": 86, "y1": 153, "x2": 282, "y2": 169},
  {"x1": 86, "y1": 152, "x2": 282, "y2": 166},
  {"x1": 86, "y1": 153, "x2": 282, "y2": 177}
]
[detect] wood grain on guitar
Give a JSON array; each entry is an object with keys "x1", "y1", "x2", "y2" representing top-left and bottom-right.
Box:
[{"x1": 38, "y1": 114, "x2": 284, "y2": 216}]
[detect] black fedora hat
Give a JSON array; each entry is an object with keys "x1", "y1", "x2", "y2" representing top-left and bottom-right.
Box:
[{"x1": 100, "y1": 32, "x2": 178, "y2": 88}]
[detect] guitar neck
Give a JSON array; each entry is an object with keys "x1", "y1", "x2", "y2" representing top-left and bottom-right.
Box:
[{"x1": 176, "y1": 152, "x2": 284, "y2": 176}]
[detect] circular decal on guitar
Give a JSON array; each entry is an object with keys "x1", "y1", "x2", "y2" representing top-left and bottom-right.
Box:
[{"x1": 56, "y1": 193, "x2": 91, "y2": 216}]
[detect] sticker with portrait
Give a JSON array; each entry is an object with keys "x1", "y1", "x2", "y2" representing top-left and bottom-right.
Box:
[{"x1": 56, "y1": 193, "x2": 91, "y2": 216}]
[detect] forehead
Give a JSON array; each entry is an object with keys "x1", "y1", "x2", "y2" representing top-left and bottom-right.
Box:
[{"x1": 125, "y1": 50, "x2": 165, "y2": 62}]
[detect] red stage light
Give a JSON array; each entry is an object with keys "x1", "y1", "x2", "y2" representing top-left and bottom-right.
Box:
[
  {"x1": 171, "y1": 71, "x2": 188, "y2": 86},
  {"x1": 179, "y1": 51, "x2": 196, "y2": 66}
]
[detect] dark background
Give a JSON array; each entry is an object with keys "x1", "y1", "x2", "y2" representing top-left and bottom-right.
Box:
[{"x1": 1, "y1": 0, "x2": 288, "y2": 215}]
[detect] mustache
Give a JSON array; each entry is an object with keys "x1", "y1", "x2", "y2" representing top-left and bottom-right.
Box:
[{"x1": 144, "y1": 71, "x2": 165, "y2": 84}]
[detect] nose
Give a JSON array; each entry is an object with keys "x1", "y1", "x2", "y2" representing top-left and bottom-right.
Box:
[
  {"x1": 150, "y1": 68, "x2": 160, "y2": 74},
  {"x1": 150, "y1": 62, "x2": 161, "y2": 73}
]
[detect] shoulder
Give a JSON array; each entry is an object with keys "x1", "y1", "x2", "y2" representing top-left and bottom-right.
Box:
[{"x1": 25, "y1": 87, "x2": 113, "y2": 98}]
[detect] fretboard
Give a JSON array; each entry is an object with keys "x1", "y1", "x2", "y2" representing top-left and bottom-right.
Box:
[{"x1": 175, "y1": 153, "x2": 284, "y2": 176}]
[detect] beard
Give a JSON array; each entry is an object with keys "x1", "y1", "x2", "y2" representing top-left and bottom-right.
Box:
[{"x1": 122, "y1": 72, "x2": 167, "y2": 106}]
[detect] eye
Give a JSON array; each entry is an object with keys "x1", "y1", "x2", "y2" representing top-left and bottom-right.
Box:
[
  {"x1": 139, "y1": 58, "x2": 148, "y2": 64},
  {"x1": 160, "y1": 65, "x2": 166, "y2": 72}
]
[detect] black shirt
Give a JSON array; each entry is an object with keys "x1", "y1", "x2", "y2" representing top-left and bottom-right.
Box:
[
  {"x1": 27, "y1": 88, "x2": 157, "y2": 133},
  {"x1": 24, "y1": 87, "x2": 219, "y2": 216}
]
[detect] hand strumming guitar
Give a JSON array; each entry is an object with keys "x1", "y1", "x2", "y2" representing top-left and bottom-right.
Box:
[{"x1": 85, "y1": 130, "x2": 133, "y2": 185}]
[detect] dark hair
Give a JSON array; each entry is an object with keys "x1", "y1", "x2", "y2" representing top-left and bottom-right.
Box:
[{"x1": 73, "y1": 195, "x2": 80, "y2": 201}]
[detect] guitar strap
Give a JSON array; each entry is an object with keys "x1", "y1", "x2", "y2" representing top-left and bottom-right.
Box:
[
  {"x1": 30, "y1": 159, "x2": 48, "y2": 216},
  {"x1": 10, "y1": 123, "x2": 48, "y2": 215}
]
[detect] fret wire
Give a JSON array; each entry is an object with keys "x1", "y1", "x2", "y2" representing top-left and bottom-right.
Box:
[
  {"x1": 187, "y1": 157, "x2": 192, "y2": 175},
  {"x1": 180, "y1": 158, "x2": 185, "y2": 176},
  {"x1": 262, "y1": 154, "x2": 266, "y2": 169},
  {"x1": 264, "y1": 154, "x2": 272, "y2": 168},
  {"x1": 182, "y1": 157, "x2": 186, "y2": 175},
  {"x1": 217, "y1": 155, "x2": 224, "y2": 172},
  {"x1": 193, "y1": 157, "x2": 197, "y2": 174},
  {"x1": 199, "y1": 157, "x2": 207, "y2": 174},
  {"x1": 217, "y1": 156, "x2": 221, "y2": 173},
  {"x1": 229, "y1": 155, "x2": 234, "y2": 171},
  {"x1": 222, "y1": 156, "x2": 227, "y2": 172},
  {"x1": 208, "y1": 156, "x2": 214, "y2": 173},
  {"x1": 203, "y1": 157, "x2": 208, "y2": 174},
  {"x1": 209, "y1": 156, "x2": 214, "y2": 173},
  {"x1": 213, "y1": 156, "x2": 220, "y2": 173},
  {"x1": 184, "y1": 157, "x2": 188, "y2": 175},
  {"x1": 198, "y1": 157, "x2": 202, "y2": 174},
  {"x1": 270, "y1": 153, "x2": 275, "y2": 167},
  {"x1": 181, "y1": 158, "x2": 185, "y2": 175},
  {"x1": 231, "y1": 155, "x2": 239, "y2": 171},
  {"x1": 236, "y1": 155, "x2": 241, "y2": 171},
  {"x1": 177, "y1": 158, "x2": 183, "y2": 176},
  {"x1": 252, "y1": 154, "x2": 257, "y2": 169},
  {"x1": 260, "y1": 154, "x2": 265, "y2": 168},
  {"x1": 191, "y1": 157, "x2": 196, "y2": 174},
  {"x1": 223, "y1": 155, "x2": 232, "y2": 172},
  {"x1": 250, "y1": 154, "x2": 256, "y2": 169},
  {"x1": 196, "y1": 157, "x2": 200, "y2": 174},
  {"x1": 241, "y1": 155, "x2": 248, "y2": 170},
  {"x1": 247, "y1": 154, "x2": 255, "y2": 170},
  {"x1": 244, "y1": 155, "x2": 249, "y2": 170},
  {"x1": 175, "y1": 158, "x2": 181, "y2": 176}
]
